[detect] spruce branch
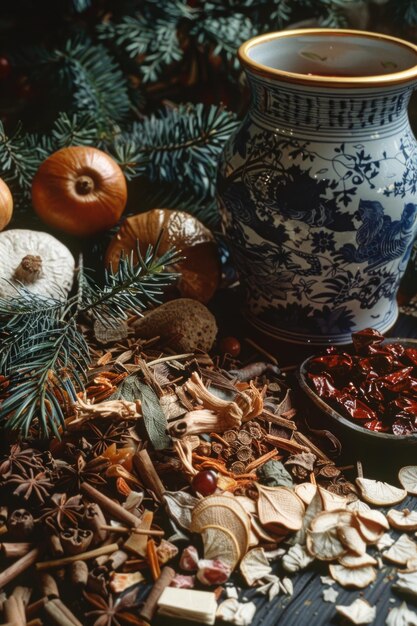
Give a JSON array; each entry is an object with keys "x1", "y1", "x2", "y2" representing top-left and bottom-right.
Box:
[{"x1": 111, "y1": 103, "x2": 239, "y2": 199}]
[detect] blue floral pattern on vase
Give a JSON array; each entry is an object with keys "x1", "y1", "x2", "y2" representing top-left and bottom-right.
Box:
[{"x1": 217, "y1": 75, "x2": 417, "y2": 344}]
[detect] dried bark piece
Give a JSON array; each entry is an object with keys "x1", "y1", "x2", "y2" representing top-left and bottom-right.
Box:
[
  {"x1": 355, "y1": 478, "x2": 407, "y2": 506},
  {"x1": 386, "y1": 601, "x2": 417, "y2": 626},
  {"x1": 398, "y1": 466, "x2": 417, "y2": 495},
  {"x1": 282, "y1": 544, "x2": 314, "y2": 573},
  {"x1": 383, "y1": 534, "x2": 417, "y2": 565},
  {"x1": 336, "y1": 525, "x2": 366, "y2": 556},
  {"x1": 255, "y1": 484, "x2": 305, "y2": 532},
  {"x1": 295, "y1": 483, "x2": 317, "y2": 506},
  {"x1": 239, "y1": 548, "x2": 272, "y2": 586},
  {"x1": 329, "y1": 563, "x2": 376, "y2": 588},
  {"x1": 387, "y1": 509, "x2": 417, "y2": 531},
  {"x1": 338, "y1": 552, "x2": 378, "y2": 568},
  {"x1": 318, "y1": 486, "x2": 348, "y2": 511},
  {"x1": 201, "y1": 525, "x2": 241, "y2": 571},
  {"x1": 336, "y1": 598, "x2": 376, "y2": 624}
]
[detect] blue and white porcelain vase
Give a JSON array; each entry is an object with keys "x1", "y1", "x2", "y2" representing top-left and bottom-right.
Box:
[{"x1": 217, "y1": 29, "x2": 417, "y2": 345}]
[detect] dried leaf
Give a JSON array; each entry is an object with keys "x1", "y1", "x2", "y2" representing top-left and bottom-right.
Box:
[
  {"x1": 255, "y1": 484, "x2": 305, "y2": 532},
  {"x1": 201, "y1": 526, "x2": 241, "y2": 571},
  {"x1": 318, "y1": 486, "x2": 348, "y2": 511},
  {"x1": 240, "y1": 548, "x2": 272, "y2": 586},
  {"x1": 163, "y1": 491, "x2": 200, "y2": 532},
  {"x1": 329, "y1": 563, "x2": 376, "y2": 588},
  {"x1": 399, "y1": 466, "x2": 417, "y2": 495},
  {"x1": 257, "y1": 460, "x2": 293, "y2": 488},
  {"x1": 383, "y1": 534, "x2": 417, "y2": 565},
  {"x1": 355, "y1": 478, "x2": 407, "y2": 506},
  {"x1": 387, "y1": 509, "x2": 417, "y2": 531},
  {"x1": 336, "y1": 598, "x2": 376, "y2": 624},
  {"x1": 136, "y1": 380, "x2": 172, "y2": 450},
  {"x1": 386, "y1": 601, "x2": 417, "y2": 626}
]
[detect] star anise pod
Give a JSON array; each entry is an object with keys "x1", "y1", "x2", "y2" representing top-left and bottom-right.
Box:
[
  {"x1": 0, "y1": 444, "x2": 44, "y2": 478},
  {"x1": 8, "y1": 469, "x2": 53, "y2": 504},
  {"x1": 55, "y1": 454, "x2": 110, "y2": 493},
  {"x1": 39, "y1": 493, "x2": 84, "y2": 530},
  {"x1": 84, "y1": 592, "x2": 140, "y2": 626},
  {"x1": 86, "y1": 422, "x2": 130, "y2": 457}
]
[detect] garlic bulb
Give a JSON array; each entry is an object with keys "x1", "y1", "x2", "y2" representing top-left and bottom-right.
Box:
[{"x1": 0, "y1": 229, "x2": 75, "y2": 300}]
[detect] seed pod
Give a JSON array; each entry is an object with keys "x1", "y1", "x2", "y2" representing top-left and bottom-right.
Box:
[
  {"x1": 238, "y1": 431, "x2": 252, "y2": 446},
  {"x1": 236, "y1": 446, "x2": 252, "y2": 462},
  {"x1": 223, "y1": 431, "x2": 238, "y2": 444},
  {"x1": 231, "y1": 461, "x2": 246, "y2": 475}
]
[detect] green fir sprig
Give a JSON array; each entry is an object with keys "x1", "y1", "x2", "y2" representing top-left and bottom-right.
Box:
[{"x1": 0, "y1": 238, "x2": 179, "y2": 438}]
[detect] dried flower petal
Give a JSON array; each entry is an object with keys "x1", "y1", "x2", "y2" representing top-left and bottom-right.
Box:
[
  {"x1": 329, "y1": 563, "x2": 376, "y2": 588},
  {"x1": 282, "y1": 544, "x2": 314, "y2": 573},
  {"x1": 336, "y1": 598, "x2": 376, "y2": 624}
]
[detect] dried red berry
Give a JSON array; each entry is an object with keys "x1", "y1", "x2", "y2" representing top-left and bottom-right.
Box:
[
  {"x1": 191, "y1": 470, "x2": 218, "y2": 496},
  {"x1": 219, "y1": 336, "x2": 241, "y2": 357}
]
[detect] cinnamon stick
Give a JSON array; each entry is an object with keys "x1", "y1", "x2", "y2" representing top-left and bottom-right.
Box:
[
  {"x1": 293, "y1": 431, "x2": 332, "y2": 462},
  {"x1": 0, "y1": 547, "x2": 40, "y2": 589},
  {"x1": 133, "y1": 450, "x2": 165, "y2": 501},
  {"x1": 100, "y1": 524, "x2": 164, "y2": 537},
  {"x1": 40, "y1": 572, "x2": 59, "y2": 598},
  {"x1": 2, "y1": 542, "x2": 33, "y2": 558},
  {"x1": 265, "y1": 434, "x2": 310, "y2": 454},
  {"x1": 81, "y1": 483, "x2": 140, "y2": 527},
  {"x1": 83, "y1": 503, "x2": 108, "y2": 545},
  {"x1": 36, "y1": 543, "x2": 118, "y2": 571},
  {"x1": 4, "y1": 595, "x2": 25, "y2": 625},
  {"x1": 261, "y1": 410, "x2": 297, "y2": 430},
  {"x1": 27, "y1": 620, "x2": 43, "y2": 626},
  {"x1": 70, "y1": 561, "x2": 88, "y2": 587},
  {"x1": 26, "y1": 598, "x2": 47, "y2": 620},
  {"x1": 44, "y1": 599, "x2": 82, "y2": 626},
  {"x1": 139, "y1": 566, "x2": 176, "y2": 623}
]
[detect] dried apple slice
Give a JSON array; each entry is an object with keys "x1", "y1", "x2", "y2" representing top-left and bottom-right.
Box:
[
  {"x1": 329, "y1": 563, "x2": 376, "y2": 588},
  {"x1": 240, "y1": 548, "x2": 272, "y2": 586},
  {"x1": 355, "y1": 478, "x2": 407, "y2": 506},
  {"x1": 256, "y1": 484, "x2": 305, "y2": 532},
  {"x1": 318, "y1": 486, "x2": 348, "y2": 511},
  {"x1": 394, "y1": 570, "x2": 417, "y2": 598},
  {"x1": 310, "y1": 510, "x2": 353, "y2": 533},
  {"x1": 387, "y1": 509, "x2": 417, "y2": 531},
  {"x1": 335, "y1": 598, "x2": 376, "y2": 624},
  {"x1": 201, "y1": 525, "x2": 241, "y2": 570},
  {"x1": 306, "y1": 528, "x2": 347, "y2": 561},
  {"x1": 398, "y1": 466, "x2": 417, "y2": 495},
  {"x1": 383, "y1": 534, "x2": 417, "y2": 565},
  {"x1": 354, "y1": 509, "x2": 389, "y2": 544},
  {"x1": 347, "y1": 500, "x2": 370, "y2": 513},
  {"x1": 336, "y1": 525, "x2": 366, "y2": 556},
  {"x1": 295, "y1": 483, "x2": 317, "y2": 506},
  {"x1": 250, "y1": 516, "x2": 283, "y2": 544},
  {"x1": 338, "y1": 552, "x2": 378, "y2": 568}
]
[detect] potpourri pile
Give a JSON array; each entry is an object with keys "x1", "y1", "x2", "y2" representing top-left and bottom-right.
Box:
[
  {"x1": 1, "y1": 319, "x2": 417, "y2": 625},
  {"x1": 306, "y1": 328, "x2": 417, "y2": 435}
]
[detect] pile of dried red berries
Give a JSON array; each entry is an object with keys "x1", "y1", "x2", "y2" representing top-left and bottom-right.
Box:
[{"x1": 306, "y1": 328, "x2": 417, "y2": 435}]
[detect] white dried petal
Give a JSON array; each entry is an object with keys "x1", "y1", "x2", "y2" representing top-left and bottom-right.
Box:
[
  {"x1": 383, "y1": 534, "x2": 417, "y2": 566},
  {"x1": 216, "y1": 599, "x2": 257, "y2": 626},
  {"x1": 282, "y1": 544, "x2": 314, "y2": 573},
  {"x1": 394, "y1": 571, "x2": 417, "y2": 598},
  {"x1": 279, "y1": 577, "x2": 293, "y2": 596},
  {"x1": 387, "y1": 509, "x2": 417, "y2": 531},
  {"x1": 355, "y1": 478, "x2": 407, "y2": 506},
  {"x1": 323, "y1": 587, "x2": 339, "y2": 603},
  {"x1": 329, "y1": 564, "x2": 376, "y2": 588},
  {"x1": 268, "y1": 582, "x2": 281, "y2": 601},
  {"x1": 239, "y1": 548, "x2": 272, "y2": 586},
  {"x1": 336, "y1": 598, "x2": 376, "y2": 624},
  {"x1": 306, "y1": 528, "x2": 346, "y2": 561},
  {"x1": 399, "y1": 466, "x2": 417, "y2": 495},
  {"x1": 320, "y1": 576, "x2": 335, "y2": 585},
  {"x1": 376, "y1": 533, "x2": 395, "y2": 551},
  {"x1": 338, "y1": 552, "x2": 378, "y2": 568},
  {"x1": 386, "y1": 601, "x2": 417, "y2": 626},
  {"x1": 336, "y1": 525, "x2": 367, "y2": 556}
]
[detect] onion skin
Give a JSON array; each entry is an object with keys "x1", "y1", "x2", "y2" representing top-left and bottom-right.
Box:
[
  {"x1": 32, "y1": 146, "x2": 127, "y2": 236},
  {"x1": 105, "y1": 209, "x2": 220, "y2": 303},
  {"x1": 0, "y1": 178, "x2": 13, "y2": 231}
]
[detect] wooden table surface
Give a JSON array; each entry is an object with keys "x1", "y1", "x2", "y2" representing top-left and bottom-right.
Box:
[{"x1": 152, "y1": 308, "x2": 417, "y2": 626}]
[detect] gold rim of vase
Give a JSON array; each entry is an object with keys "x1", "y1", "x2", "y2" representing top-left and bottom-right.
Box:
[{"x1": 238, "y1": 28, "x2": 417, "y2": 87}]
